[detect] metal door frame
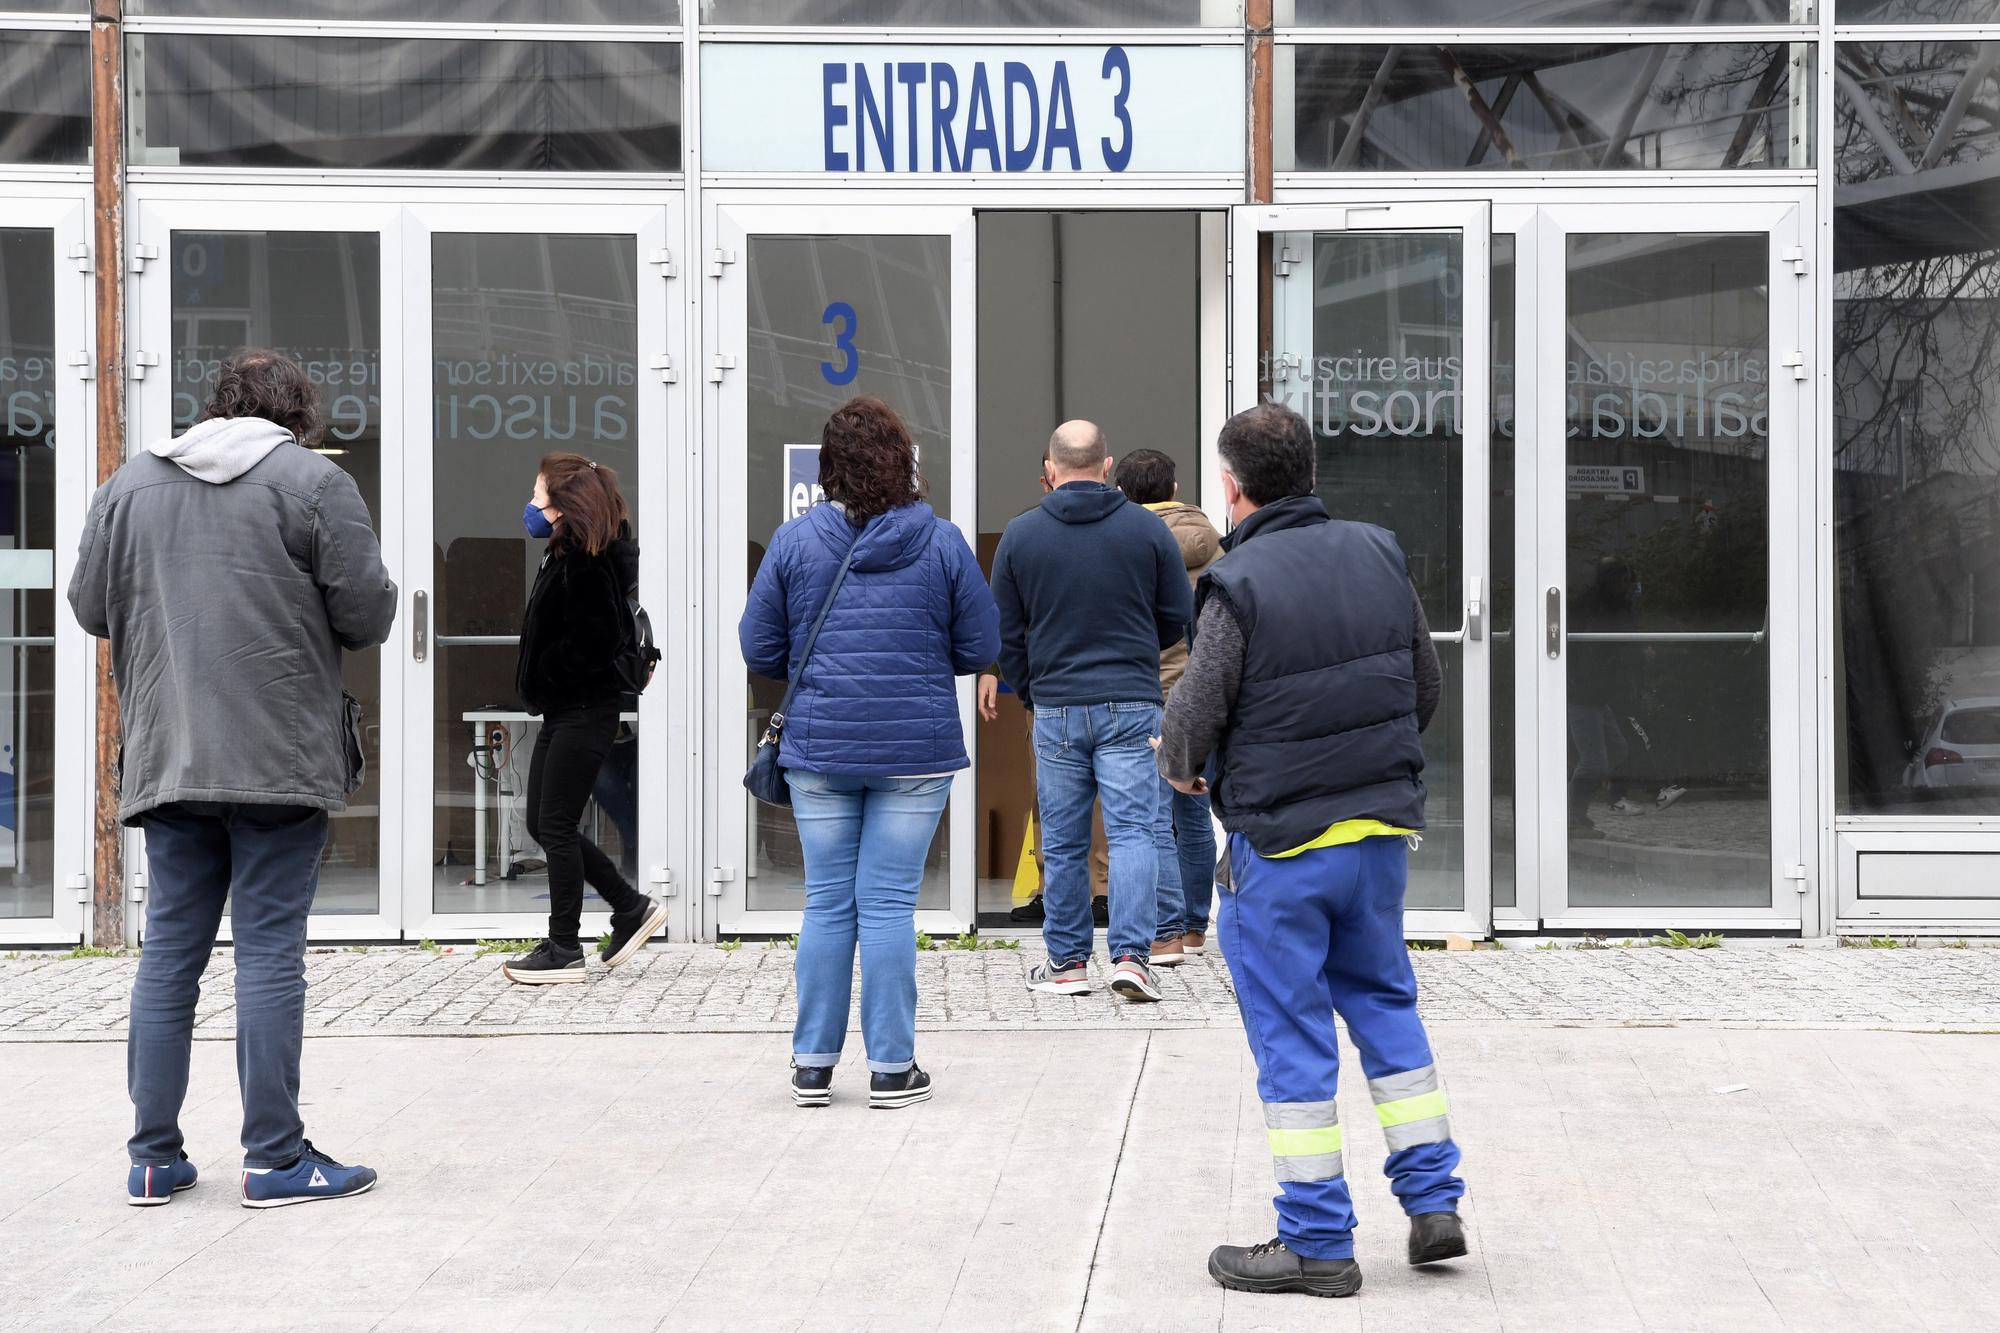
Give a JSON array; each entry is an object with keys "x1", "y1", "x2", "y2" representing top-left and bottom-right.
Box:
[
  {"x1": 1231, "y1": 200, "x2": 1495, "y2": 940},
  {"x1": 706, "y1": 201, "x2": 979, "y2": 940}
]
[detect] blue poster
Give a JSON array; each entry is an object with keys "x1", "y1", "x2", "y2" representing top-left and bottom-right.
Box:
[{"x1": 785, "y1": 443, "x2": 826, "y2": 521}]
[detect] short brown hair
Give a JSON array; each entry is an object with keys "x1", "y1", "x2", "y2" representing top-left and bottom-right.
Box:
[
  {"x1": 202, "y1": 348, "x2": 323, "y2": 445},
  {"x1": 539, "y1": 452, "x2": 630, "y2": 557},
  {"x1": 819, "y1": 396, "x2": 924, "y2": 526}
]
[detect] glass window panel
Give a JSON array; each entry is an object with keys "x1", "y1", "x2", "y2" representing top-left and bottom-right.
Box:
[
  {"x1": 1564, "y1": 232, "x2": 1771, "y2": 908},
  {"x1": 1291, "y1": 0, "x2": 1799, "y2": 21},
  {"x1": 1835, "y1": 40, "x2": 2000, "y2": 816},
  {"x1": 1265, "y1": 230, "x2": 1465, "y2": 912},
  {"x1": 1838, "y1": 1, "x2": 2000, "y2": 21},
  {"x1": 704, "y1": 1, "x2": 1237, "y2": 23},
  {"x1": 0, "y1": 31, "x2": 89, "y2": 166},
  {"x1": 166, "y1": 231, "x2": 384, "y2": 916},
  {"x1": 1284, "y1": 44, "x2": 1811, "y2": 172},
  {"x1": 0, "y1": 2, "x2": 84, "y2": 11},
  {"x1": 131, "y1": 0, "x2": 676, "y2": 16},
  {"x1": 430, "y1": 234, "x2": 644, "y2": 916},
  {"x1": 744, "y1": 234, "x2": 954, "y2": 913},
  {"x1": 0, "y1": 230, "x2": 56, "y2": 920},
  {"x1": 128, "y1": 36, "x2": 681, "y2": 172}
]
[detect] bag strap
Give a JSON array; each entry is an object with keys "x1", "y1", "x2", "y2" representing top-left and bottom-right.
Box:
[{"x1": 764, "y1": 531, "x2": 859, "y2": 741}]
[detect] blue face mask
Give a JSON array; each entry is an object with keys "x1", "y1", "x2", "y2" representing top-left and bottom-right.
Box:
[{"x1": 522, "y1": 502, "x2": 554, "y2": 539}]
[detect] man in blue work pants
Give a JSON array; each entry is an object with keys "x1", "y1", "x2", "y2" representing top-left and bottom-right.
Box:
[{"x1": 1160, "y1": 403, "x2": 1467, "y2": 1297}]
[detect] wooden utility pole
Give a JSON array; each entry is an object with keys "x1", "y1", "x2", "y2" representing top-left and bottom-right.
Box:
[
  {"x1": 1247, "y1": 0, "x2": 1274, "y2": 400},
  {"x1": 88, "y1": 0, "x2": 125, "y2": 947}
]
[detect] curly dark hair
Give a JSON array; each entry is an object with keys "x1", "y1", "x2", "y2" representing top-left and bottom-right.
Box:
[
  {"x1": 201, "y1": 348, "x2": 324, "y2": 445},
  {"x1": 818, "y1": 396, "x2": 925, "y2": 526}
]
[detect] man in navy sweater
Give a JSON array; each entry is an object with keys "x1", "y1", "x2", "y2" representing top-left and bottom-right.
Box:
[{"x1": 992, "y1": 421, "x2": 1193, "y2": 1002}]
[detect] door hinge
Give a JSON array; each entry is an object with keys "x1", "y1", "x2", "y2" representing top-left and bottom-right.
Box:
[
  {"x1": 707, "y1": 865, "x2": 736, "y2": 896},
  {"x1": 648, "y1": 246, "x2": 677, "y2": 278},
  {"x1": 650, "y1": 865, "x2": 676, "y2": 896},
  {"x1": 1275, "y1": 244, "x2": 1301, "y2": 278},
  {"x1": 1784, "y1": 863, "x2": 1810, "y2": 893},
  {"x1": 650, "y1": 353, "x2": 677, "y2": 384},
  {"x1": 1780, "y1": 351, "x2": 1808, "y2": 381},
  {"x1": 1781, "y1": 245, "x2": 1808, "y2": 277},
  {"x1": 1270, "y1": 351, "x2": 1301, "y2": 383},
  {"x1": 67, "y1": 241, "x2": 90, "y2": 272},
  {"x1": 129, "y1": 243, "x2": 160, "y2": 273},
  {"x1": 708, "y1": 247, "x2": 738, "y2": 277},
  {"x1": 69, "y1": 872, "x2": 90, "y2": 904},
  {"x1": 707, "y1": 354, "x2": 737, "y2": 383},
  {"x1": 69, "y1": 350, "x2": 93, "y2": 381},
  {"x1": 131, "y1": 350, "x2": 160, "y2": 380}
]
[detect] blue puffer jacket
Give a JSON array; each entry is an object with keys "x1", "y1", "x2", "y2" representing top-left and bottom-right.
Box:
[{"x1": 739, "y1": 500, "x2": 1000, "y2": 776}]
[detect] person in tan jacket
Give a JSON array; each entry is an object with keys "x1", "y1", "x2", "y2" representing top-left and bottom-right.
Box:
[{"x1": 1114, "y1": 449, "x2": 1221, "y2": 965}]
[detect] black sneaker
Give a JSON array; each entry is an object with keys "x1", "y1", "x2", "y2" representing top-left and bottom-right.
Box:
[
  {"x1": 501, "y1": 939, "x2": 585, "y2": 985},
  {"x1": 1408, "y1": 1212, "x2": 1468, "y2": 1266},
  {"x1": 791, "y1": 1064, "x2": 832, "y2": 1109},
  {"x1": 1009, "y1": 893, "x2": 1046, "y2": 923},
  {"x1": 600, "y1": 896, "x2": 670, "y2": 968},
  {"x1": 1091, "y1": 895, "x2": 1110, "y2": 926},
  {"x1": 869, "y1": 1065, "x2": 933, "y2": 1110},
  {"x1": 1207, "y1": 1238, "x2": 1362, "y2": 1298}
]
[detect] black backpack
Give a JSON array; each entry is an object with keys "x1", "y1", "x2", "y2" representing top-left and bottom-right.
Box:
[{"x1": 615, "y1": 589, "x2": 662, "y2": 697}]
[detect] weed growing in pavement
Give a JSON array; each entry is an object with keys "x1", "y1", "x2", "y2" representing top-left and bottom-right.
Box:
[
  {"x1": 1651, "y1": 929, "x2": 1722, "y2": 949},
  {"x1": 914, "y1": 931, "x2": 937, "y2": 951},
  {"x1": 765, "y1": 935, "x2": 799, "y2": 951},
  {"x1": 1407, "y1": 939, "x2": 1445, "y2": 951},
  {"x1": 598, "y1": 931, "x2": 613, "y2": 952},
  {"x1": 1574, "y1": 935, "x2": 1612, "y2": 950},
  {"x1": 1946, "y1": 939, "x2": 1970, "y2": 949},
  {"x1": 346, "y1": 944, "x2": 370, "y2": 954},
  {"x1": 1535, "y1": 940, "x2": 1563, "y2": 951},
  {"x1": 2, "y1": 950, "x2": 22, "y2": 960},
  {"x1": 417, "y1": 939, "x2": 442, "y2": 955},
  {"x1": 474, "y1": 939, "x2": 538, "y2": 957},
  {"x1": 986, "y1": 937, "x2": 1022, "y2": 950},
  {"x1": 716, "y1": 938, "x2": 743, "y2": 952},
  {"x1": 62, "y1": 944, "x2": 132, "y2": 959}
]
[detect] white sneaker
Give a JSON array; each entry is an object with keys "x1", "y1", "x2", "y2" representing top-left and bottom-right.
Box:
[
  {"x1": 1656, "y1": 784, "x2": 1688, "y2": 810},
  {"x1": 1109, "y1": 956, "x2": 1162, "y2": 1003},
  {"x1": 1609, "y1": 798, "x2": 1647, "y2": 816}
]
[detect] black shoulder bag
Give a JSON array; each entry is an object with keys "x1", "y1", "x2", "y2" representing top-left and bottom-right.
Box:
[{"x1": 743, "y1": 534, "x2": 859, "y2": 807}]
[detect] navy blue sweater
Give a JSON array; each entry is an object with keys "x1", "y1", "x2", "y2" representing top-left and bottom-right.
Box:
[{"x1": 990, "y1": 482, "x2": 1194, "y2": 708}]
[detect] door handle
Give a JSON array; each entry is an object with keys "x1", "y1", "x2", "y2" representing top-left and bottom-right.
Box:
[
  {"x1": 1545, "y1": 586, "x2": 1562, "y2": 660},
  {"x1": 1467, "y1": 576, "x2": 1484, "y2": 642},
  {"x1": 412, "y1": 590, "x2": 429, "y2": 663}
]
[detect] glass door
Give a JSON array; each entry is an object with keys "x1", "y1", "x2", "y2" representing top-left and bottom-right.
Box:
[
  {"x1": 402, "y1": 201, "x2": 679, "y2": 943},
  {"x1": 709, "y1": 204, "x2": 976, "y2": 938},
  {"x1": 1232, "y1": 202, "x2": 1493, "y2": 938},
  {"x1": 129, "y1": 199, "x2": 406, "y2": 941},
  {"x1": 0, "y1": 197, "x2": 90, "y2": 946},
  {"x1": 1532, "y1": 200, "x2": 1812, "y2": 928}
]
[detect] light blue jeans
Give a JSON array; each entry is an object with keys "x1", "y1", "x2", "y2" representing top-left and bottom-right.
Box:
[
  {"x1": 1158, "y1": 775, "x2": 1218, "y2": 938},
  {"x1": 785, "y1": 770, "x2": 953, "y2": 1074},
  {"x1": 1034, "y1": 702, "x2": 1162, "y2": 965}
]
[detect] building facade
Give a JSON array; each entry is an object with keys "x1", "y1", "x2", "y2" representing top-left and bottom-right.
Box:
[{"x1": 0, "y1": 1, "x2": 1994, "y2": 947}]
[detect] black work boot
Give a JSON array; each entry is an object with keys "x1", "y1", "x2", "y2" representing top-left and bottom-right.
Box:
[
  {"x1": 1408, "y1": 1212, "x2": 1469, "y2": 1266},
  {"x1": 1207, "y1": 1239, "x2": 1362, "y2": 1298}
]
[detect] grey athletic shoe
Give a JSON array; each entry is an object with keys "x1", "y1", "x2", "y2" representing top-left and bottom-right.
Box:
[{"x1": 1026, "y1": 959, "x2": 1093, "y2": 995}]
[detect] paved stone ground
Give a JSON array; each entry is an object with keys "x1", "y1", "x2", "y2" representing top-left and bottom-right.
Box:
[
  {"x1": 4, "y1": 943, "x2": 2000, "y2": 1040},
  {"x1": 6, "y1": 1025, "x2": 2000, "y2": 1332}
]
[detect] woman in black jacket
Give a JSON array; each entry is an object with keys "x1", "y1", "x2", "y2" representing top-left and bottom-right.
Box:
[{"x1": 501, "y1": 453, "x2": 666, "y2": 984}]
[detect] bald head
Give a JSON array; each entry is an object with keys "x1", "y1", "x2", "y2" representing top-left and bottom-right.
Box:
[{"x1": 1046, "y1": 419, "x2": 1111, "y2": 484}]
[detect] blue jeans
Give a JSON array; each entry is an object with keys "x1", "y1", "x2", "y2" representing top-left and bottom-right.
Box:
[
  {"x1": 786, "y1": 770, "x2": 953, "y2": 1074},
  {"x1": 1158, "y1": 776, "x2": 1217, "y2": 937},
  {"x1": 128, "y1": 801, "x2": 330, "y2": 1169},
  {"x1": 1034, "y1": 703, "x2": 1161, "y2": 965}
]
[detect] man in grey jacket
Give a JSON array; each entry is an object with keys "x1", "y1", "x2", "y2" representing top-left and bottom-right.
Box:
[{"x1": 69, "y1": 349, "x2": 398, "y2": 1210}]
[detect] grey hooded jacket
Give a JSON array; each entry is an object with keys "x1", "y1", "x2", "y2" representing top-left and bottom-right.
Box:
[{"x1": 67, "y1": 416, "x2": 399, "y2": 824}]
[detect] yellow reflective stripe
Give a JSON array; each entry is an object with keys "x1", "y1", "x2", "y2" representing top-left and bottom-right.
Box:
[
  {"x1": 1375, "y1": 1090, "x2": 1449, "y2": 1127},
  {"x1": 1269, "y1": 820, "x2": 1417, "y2": 859},
  {"x1": 1267, "y1": 1125, "x2": 1344, "y2": 1157}
]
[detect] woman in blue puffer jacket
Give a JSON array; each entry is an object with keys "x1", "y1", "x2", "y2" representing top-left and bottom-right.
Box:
[{"x1": 739, "y1": 396, "x2": 999, "y2": 1111}]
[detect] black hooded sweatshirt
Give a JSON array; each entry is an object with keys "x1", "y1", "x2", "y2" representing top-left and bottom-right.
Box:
[{"x1": 515, "y1": 526, "x2": 640, "y2": 714}]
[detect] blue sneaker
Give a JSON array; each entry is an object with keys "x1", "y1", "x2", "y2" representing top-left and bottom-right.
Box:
[
  {"x1": 240, "y1": 1141, "x2": 377, "y2": 1209},
  {"x1": 127, "y1": 1151, "x2": 198, "y2": 1206}
]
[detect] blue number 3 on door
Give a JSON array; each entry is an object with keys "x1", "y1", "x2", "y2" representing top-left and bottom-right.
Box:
[{"x1": 821, "y1": 301, "x2": 858, "y2": 386}]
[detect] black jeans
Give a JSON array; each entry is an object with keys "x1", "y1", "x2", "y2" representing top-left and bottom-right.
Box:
[{"x1": 527, "y1": 703, "x2": 649, "y2": 950}]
